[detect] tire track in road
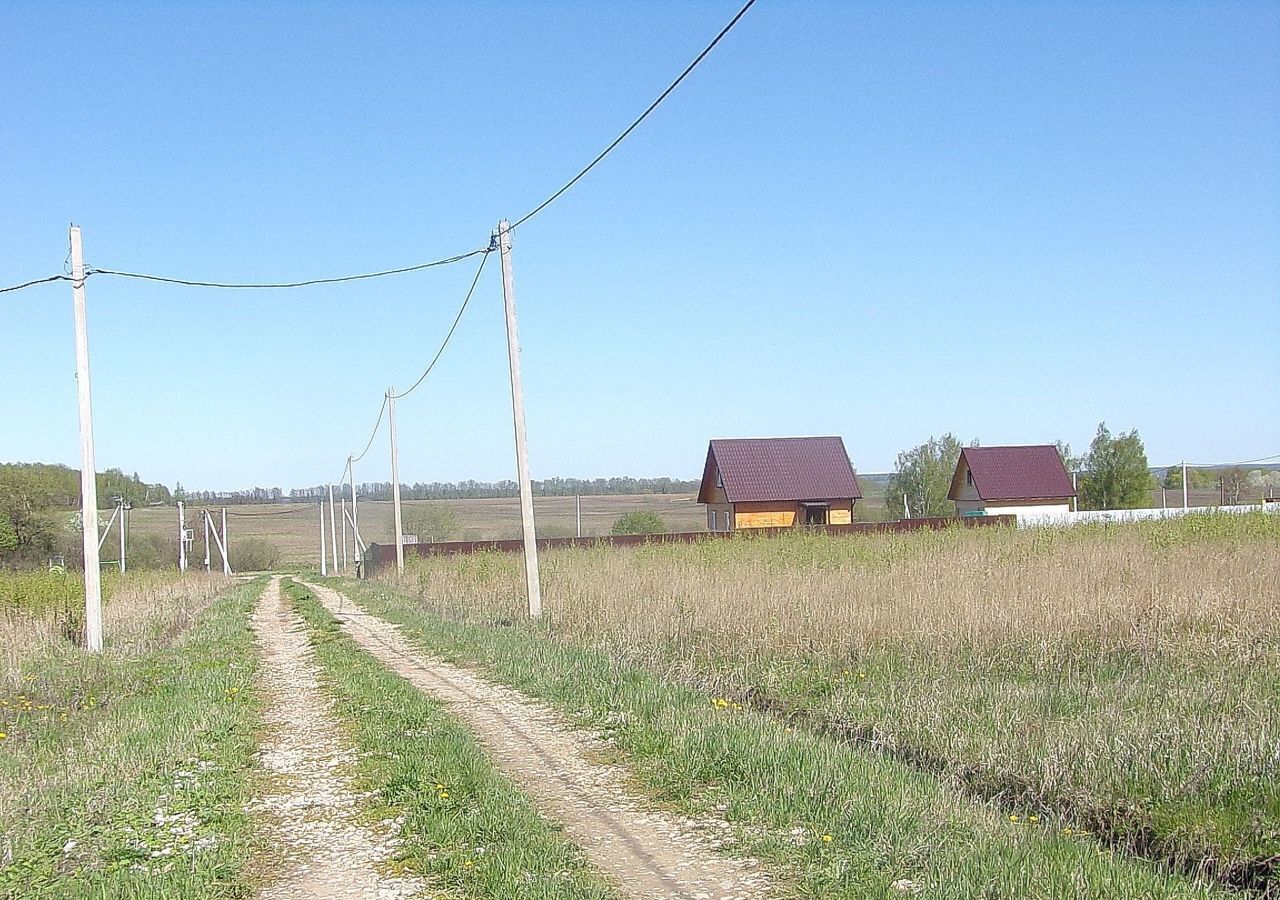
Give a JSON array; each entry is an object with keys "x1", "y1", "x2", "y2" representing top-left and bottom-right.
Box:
[
  {"x1": 301, "y1": 579, "x2": 771, "y2": 900},
  {"x1": 251, "y1": 577, "x2": 426, "y2": 900}
]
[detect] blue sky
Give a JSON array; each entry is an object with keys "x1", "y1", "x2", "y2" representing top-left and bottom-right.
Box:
[{"x1": 2, "y1": 0, "x2": 1277, "y2": 490}]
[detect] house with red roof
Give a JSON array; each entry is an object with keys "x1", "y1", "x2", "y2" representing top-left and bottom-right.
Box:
[
  {"x1": 697, "y1": 437, "x2": 862, "y2": 531},
  {"x1": 947, "y1": 445, "x2": 1076, "y2": 516}
]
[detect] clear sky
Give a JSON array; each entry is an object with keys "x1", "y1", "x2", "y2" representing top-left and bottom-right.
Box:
[{"x1": 2, "y1": 0, "x2": 1277, "y2": 490}]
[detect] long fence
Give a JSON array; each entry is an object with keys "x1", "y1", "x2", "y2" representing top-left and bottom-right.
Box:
[
  {"x1": 362, "y1": 514, "x2": 1016, "y2": 577},
  {"x1": 1013, "y1": 503, "x2": 1280, "y2": 529}
]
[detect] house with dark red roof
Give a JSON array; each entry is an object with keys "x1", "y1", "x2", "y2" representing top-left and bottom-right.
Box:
[
  {"x1": 697, "y1": 437, "x2": 862, "y2": 531},
  {"x1": 947, "y1": 445, "x2": 1075, "y2": 516}
]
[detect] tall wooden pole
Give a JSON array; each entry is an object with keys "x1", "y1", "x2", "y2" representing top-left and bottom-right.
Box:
[
  {"x1": 340, "y1": 497, "x2": 348, "y2": 572},
  {"x1": 319, "y1": 499, "x2": 328, "y2": 576},
  {"x1": 388, "y1": 389, "x2": 404, "y2": 575},
  {"x1": 496, "y1": 221, "x2": 542, "y2": 618},
  {"x1": 204, "y1": 510, "x2": 211, "y2": 572},
  {"x1": 178, "y1": 501, "x2": 187, "y2": 572},
  {"x1": 349, "y1": 456, "x2": 361, "y2": 569},
  {"x1": 327, "y1": 483, "x2": 338, "y2": 573},
  {"x1": 69, "y1": 226, "x2": 103, "y2": 651},
  {"x1": 1182, "y1": 461, "x2": 1189, "y2": 509}
]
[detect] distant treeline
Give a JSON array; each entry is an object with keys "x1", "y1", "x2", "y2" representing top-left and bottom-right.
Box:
[
  {"x1": 1, "y1": 463, "x2": 172, "y2": 566},
  {"x1": 0, "y1": 463, "x2": 171, "y2": 511},
  {"x1": 284, "y1": 476, "x2": 701, "y2": 503}
]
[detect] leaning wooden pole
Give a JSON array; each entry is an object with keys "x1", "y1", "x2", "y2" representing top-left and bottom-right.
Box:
[{"x1": 496, "y1": 221, "x2": 542, "y2": 618}]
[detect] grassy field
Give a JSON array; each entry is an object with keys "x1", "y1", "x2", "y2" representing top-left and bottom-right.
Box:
[
  {"x1": 366, "y1": 512, "x2": 1279, "y2": 896},
  {"x1": 0, "y1": 571, "x2": 260, "y2": 898},
  {"x1": 122, "y1": 493, "x2": 894, "y2": 568}
]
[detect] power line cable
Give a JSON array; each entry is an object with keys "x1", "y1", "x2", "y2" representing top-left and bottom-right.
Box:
[
  {"x1": 510, "y1": 0, "x2": 758, "y2": 230},
  {"x1": 351, "y1": 396, "x2": 388, "y2": 465},
  {"x1": 390, "y1": 248, "x2": 492, "y2": 399},
  {"x1": 224, "y1": 506, "x2": 315, "y2": 519},
  {"x1": 85, "y1": 247, "x2": 488, "y2": 290},
  {"x1": 0, "y1": 274, "x2": 74, "y2": 294}
]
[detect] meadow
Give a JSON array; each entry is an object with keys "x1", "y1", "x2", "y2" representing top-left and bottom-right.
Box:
[
  {"x1": 371, "y1": 512, "x2": 1280, "y2": 895},
  {"x1": 0, "y1": 570, "x2": 261, "y2": 897}
]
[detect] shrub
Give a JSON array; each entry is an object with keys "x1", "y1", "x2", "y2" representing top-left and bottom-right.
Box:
[
  {"x1": 230, "y1": 538, "x2": 281, "y2": 572},
  {"x1": 402, "y1": 503, "x2": 460, "y2": 542},
  {"x1": 611, "y1": 511, "x2": 666, "y2": 536}
]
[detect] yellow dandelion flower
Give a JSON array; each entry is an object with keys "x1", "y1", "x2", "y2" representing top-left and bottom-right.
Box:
[
  {"x1": 1009, "y1": 814, "x2": 1019, "y2": 822},
  {"x1": 1029, "y1": 815, "x2": 1039, "y2": 823},
  {"x1": 0, "y1": 732, "x2": 7, "y2": 740},
  {"x1": 821, "y1": 834, "x2": 834, "y2": 843},
  {"x1": 463, "y1": 859, "x2": 474, "y2": 868}
]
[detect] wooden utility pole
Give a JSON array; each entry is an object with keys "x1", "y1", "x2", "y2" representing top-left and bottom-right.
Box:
[
  {"x1": 204, "y1": 510, "x2": 212, "y2": 572},
  {"x1": 319, "y1": 499, "x2": 328, "y2": 576},
  {"x1": 576, "y1": 495, "x2": 582, "y2": 538},
  {"x1": 496, "y1": 221, "x2": 542, "y2": 618},
  {"x1": 69, "y1": 225, "x2": 103, "y2": 651},
  {"x1": 327, "y1": 483, "x2": 339, "y2": 573},
  {"x1": 388, "y1": 389, "x2": 404, "y2": 575},
  {"x1": 1182, "y1": 461, "x2": 1189, "y2": 509},
  {"x1": 178, "y1": 501, "x2": 187, "y2": 572},
  {"x1": 221, "y1": 508, "x2": 231, "y2": 575},
  {"x1": 349, "y1": 455, "x2": 361, "y2": 570},
  {"x1": 340, "y1": 497, "x2": 348, "y2": 571},
  {"x1": 118, "y1": 498, "x2": 127, "y2": 574}
]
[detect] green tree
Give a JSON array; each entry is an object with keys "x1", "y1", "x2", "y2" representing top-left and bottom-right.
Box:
[
  {"x1": 611, "y1": 510, "x2": 666, "y2": 535},
  {"x1": 401, "y1": 503, "x2": 460, "y2": 542},
  {"x1": 1055, "y1": 441, "x2": 1083, "y2": 476},
  {"x1": 1079, "y1": 423, "x2": 1153, "y2": 510},
  {"x1": 0, "y1": 513, "x2": 18, "y2": 554},
  {"x1": 885, "y1": 434, "x2": 967, "y2": 519},
  {"x1": 1162, "y1": 466, "x2": 1216, "y2": 490}
]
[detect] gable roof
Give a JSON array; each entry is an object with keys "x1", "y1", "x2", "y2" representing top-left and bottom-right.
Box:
[
  {"x1": 948, "y1": 445, "x2": 1075, "y2": 502},
  {"x1": 697, "y1": 437, "x2": 862, "y2": 504}
]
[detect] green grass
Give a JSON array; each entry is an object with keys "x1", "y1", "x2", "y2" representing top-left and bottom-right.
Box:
[
  {"x1": 326, "y1": 575, "x2": 1227, "y2": 899},
  {"x1": 282, "y1": 579, "x2": 619, "y2": 900},
  {"x1": 0, "y1": 578, "x2": 263, "y2": 899}
]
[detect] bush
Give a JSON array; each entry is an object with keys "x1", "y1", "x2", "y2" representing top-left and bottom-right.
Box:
[
  {"x1": 402, "y1": 503, "x2": 460, "y2": 542},
  {"x1": 127, "y1": 533, "x2": 174, "y2": 570},
  {"x1": 230, "y1": 538, "x2": 281, "y2": 572},
  {"x1": 611, "y1": 511, "x2": 666, "y2": 536}
]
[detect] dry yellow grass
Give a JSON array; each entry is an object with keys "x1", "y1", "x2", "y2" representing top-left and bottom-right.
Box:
[{"x1": 389, "y1": 513, "x2": 1280, "y2": 891}]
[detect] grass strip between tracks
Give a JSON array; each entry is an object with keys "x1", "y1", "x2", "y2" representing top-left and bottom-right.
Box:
[
  {"x1": 327, "y1": 575, "x2": 1229, "y2": 900},
  {"x1": 283, "y1": 579, "x2": 619, "y2": 900}
]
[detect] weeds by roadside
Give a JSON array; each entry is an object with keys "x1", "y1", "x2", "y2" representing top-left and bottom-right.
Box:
[{"x1": 0, "y1": 577, "x2": 262, "y2": 898}]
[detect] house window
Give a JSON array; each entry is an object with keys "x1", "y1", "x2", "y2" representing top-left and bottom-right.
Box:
[
  {"x1": 725, "y1": 511, "x2": 732, "y2": 532},
  {"x1": 966, "y1": 470, "x2": 973, "y2": 486},
  {"x1": 710, "y1": 510, "x2": 718, "y2": 531},
  {"x1": 715, "y1": 469, "x2": 723, "y2": 489}
]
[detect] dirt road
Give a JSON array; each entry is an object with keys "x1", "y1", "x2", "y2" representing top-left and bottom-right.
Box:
[
  {"x1": 301, "y1": 579, "x2": 770, "y2": 900},
  {"x1": 251, "y1": 577, "x2": 426, "y2": 899}
]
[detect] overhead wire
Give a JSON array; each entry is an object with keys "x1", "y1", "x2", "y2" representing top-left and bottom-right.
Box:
[
  {"x1": 350, "y1": 396, "x2": 388, "y2": 465},
  {"x1": 390, "y1": 247, "x2": 492, "y2": 399},
  {"x1": 0, "y1": 274, "x2": 74, "y2": 294},
  {"x1": 509, "y1": 0, "x2": 758, "y2": 230},
  {"x1": 84, "y1": 247, "x2": 488, "y2": 290},
  {"x1": 222, "y1": 506, "x2": 315, "y2": 518}
]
